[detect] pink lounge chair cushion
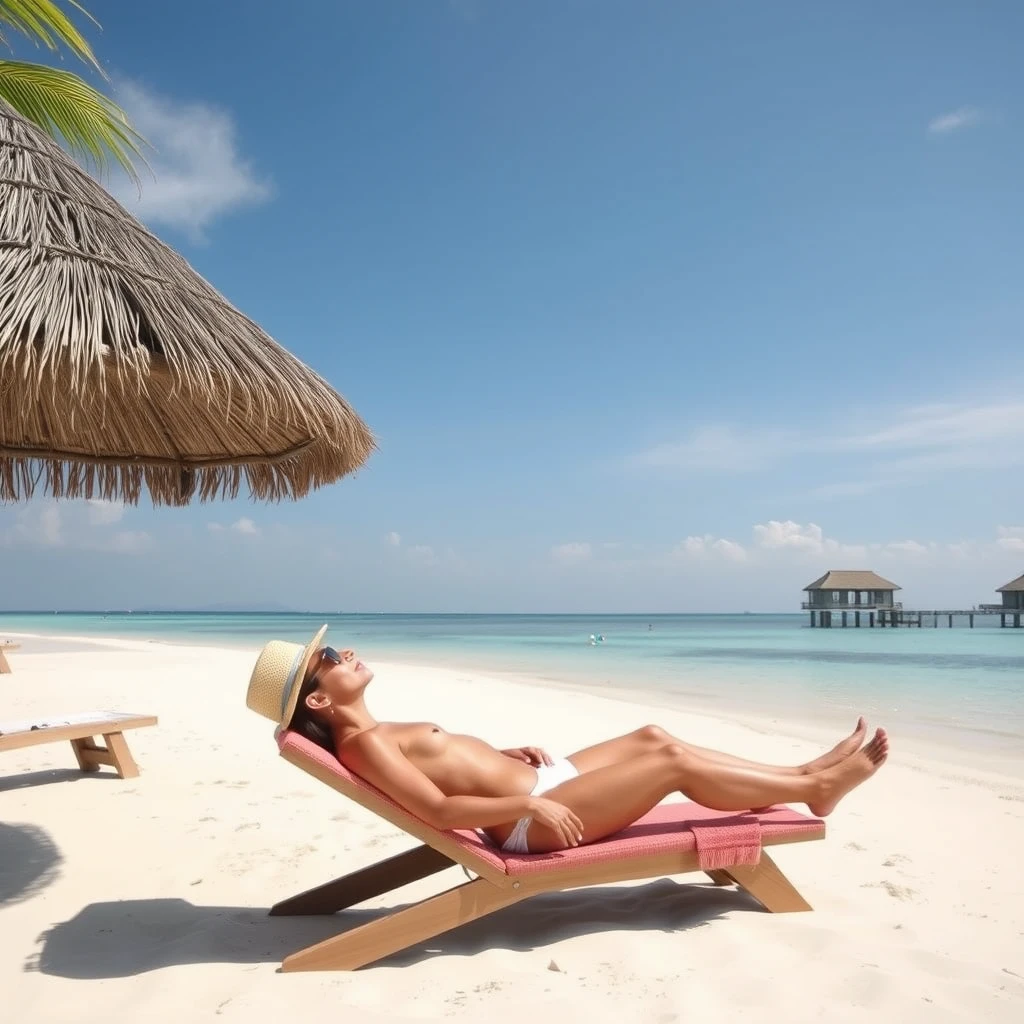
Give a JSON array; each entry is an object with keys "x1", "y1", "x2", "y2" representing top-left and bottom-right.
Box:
[{"x1": 277, "y1": 730, "x2": 824, "y2": 877}]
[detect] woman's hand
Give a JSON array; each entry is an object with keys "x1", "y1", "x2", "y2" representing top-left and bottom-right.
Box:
[
  {"x1": 500, "y1": 746, "x2": 554, "y2": 766},
  {"x1": 526, "y1": 796, "x2": 585, "y2": 847}
]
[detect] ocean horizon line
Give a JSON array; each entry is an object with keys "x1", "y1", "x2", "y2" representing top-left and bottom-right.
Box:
[{"x1": 1, "y1": 609, "x2": 798, "y2": 618}]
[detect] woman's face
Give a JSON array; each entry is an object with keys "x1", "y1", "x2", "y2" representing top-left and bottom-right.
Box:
[{"x1": 305, "y1": 646, "x2": 374, "y2": 709}]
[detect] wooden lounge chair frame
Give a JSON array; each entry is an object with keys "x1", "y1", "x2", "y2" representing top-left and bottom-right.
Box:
[
  {"x1": 0, "y1": 713, "x2": 158, "y2": 779},
  {"x1": 271, "y1": 734, "x2": 826, "y2": 972},
  {"x1": 0, "y1": 640, "x2": 20, "y2": 674}
]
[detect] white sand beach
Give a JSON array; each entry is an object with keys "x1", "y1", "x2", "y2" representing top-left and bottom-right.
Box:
[{"x1": 2, "y1": 634, "x2": 1022, "y2": 1023}]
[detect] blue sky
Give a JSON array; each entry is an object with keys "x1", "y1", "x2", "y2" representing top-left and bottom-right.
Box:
[{"x1": 3, "y1": 0, "x2": 1024, "y2": 612}]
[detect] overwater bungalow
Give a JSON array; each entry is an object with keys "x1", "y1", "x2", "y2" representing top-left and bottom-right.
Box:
[
  {"x1": 802, "y1": 570, "x2": 901, "y2": 628},
  {"x1": 996, "y1": 573, "x2": 1024, "y2": 620}
]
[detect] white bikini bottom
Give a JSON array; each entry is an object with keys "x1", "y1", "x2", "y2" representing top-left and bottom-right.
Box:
[{"x1": 500, "y1": 756, "x2": 579, "y2": 854}]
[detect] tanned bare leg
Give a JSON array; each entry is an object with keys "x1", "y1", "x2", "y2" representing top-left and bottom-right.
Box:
[
  {"x1": 568, "y1": 717, "x2": 867, "y2": 777},
  {"x1": 519, "y1": 729, "x2": 889, "y2": 853}
]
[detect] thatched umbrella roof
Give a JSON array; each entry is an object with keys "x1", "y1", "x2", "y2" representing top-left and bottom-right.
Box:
[{"x1": 0, "y1": 100, "x2": 375, "y2": 506}]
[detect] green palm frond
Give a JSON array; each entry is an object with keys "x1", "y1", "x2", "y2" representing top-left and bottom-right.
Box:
[
  {"x1": 0, "y1": 59, "x2": 145, "y2": 182},
  {"x1": 0, "y1": 0, "x2": 102, "y2": 73}
]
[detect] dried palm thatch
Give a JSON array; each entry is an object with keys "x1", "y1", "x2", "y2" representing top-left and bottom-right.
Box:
[{"x1": 0, "y1": 100, "x2": 375, "y2": 506}]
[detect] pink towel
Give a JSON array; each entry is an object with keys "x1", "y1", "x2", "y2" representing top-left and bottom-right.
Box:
[{"x1": 690, "y1": 814, "x2": 762, "y2": 870}]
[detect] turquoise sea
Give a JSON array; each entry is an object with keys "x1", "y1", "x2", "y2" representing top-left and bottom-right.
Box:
[{"x1": 3, "y1": 612, "x2": 1022, "y2": 758}]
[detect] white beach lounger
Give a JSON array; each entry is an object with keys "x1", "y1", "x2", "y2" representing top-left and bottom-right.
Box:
[{"x1": 0, "y1": 710, "x2": 158, "y2": 778}]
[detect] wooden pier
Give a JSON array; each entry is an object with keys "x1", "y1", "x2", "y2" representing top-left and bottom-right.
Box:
[{"x1": 808, "y1": 607, "x2": 1022, "y2": 628}]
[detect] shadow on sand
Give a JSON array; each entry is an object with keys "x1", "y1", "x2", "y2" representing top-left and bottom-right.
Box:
[
  {"x1": 0, "y1": 822, "x2": 63, "y2": 907},
  {"x1": 31, "y1": 880, "x2": 761, "y2": 977},
  {"x1": 0, "y1": 768, "x2": 122, "y2": 794}
]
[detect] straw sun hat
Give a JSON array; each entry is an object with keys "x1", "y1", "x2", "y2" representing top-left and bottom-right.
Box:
[{"x1": 246, "y1": 624, "x2": 328, "y2": 729}]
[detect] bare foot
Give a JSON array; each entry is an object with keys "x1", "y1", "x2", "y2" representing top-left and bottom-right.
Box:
[
  {"x1": 802, "y1": 716, "x2": 867, "y2": 774},
  {"x1": 808, "y1": 728, "x2": 889, "y2": 817},
  {"x1": 748, "y1": 717, "x2": 869, "y2": 814}
]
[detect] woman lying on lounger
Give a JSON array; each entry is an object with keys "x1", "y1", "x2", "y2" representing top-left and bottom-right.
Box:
[{"x1": 246, "y1": 626, "x2": 887, "y2": 855}]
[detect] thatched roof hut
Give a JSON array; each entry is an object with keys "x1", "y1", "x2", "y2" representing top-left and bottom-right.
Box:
[
  {"x1": 997, "y1": 573, "x2": 1024, "y2": 593},
  {"x1": 0, "y1": 100, "x2": 374, "y2": 506},
  {"x1": 997, "y1": 573, "x2": 1024, "y2": 610},
  {"x1": 803, "y1": 570, "x2": 901, "y2": 593}
]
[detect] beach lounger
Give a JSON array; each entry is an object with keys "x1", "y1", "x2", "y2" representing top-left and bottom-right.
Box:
[
  {"x1": 0, "y1": 711, "x2": 158, "y2": 779},
  {"x1": 270, "y1": 730, "x2": 826, "y2": 971},
  {"x1": 0, "y1": 640, "x2": 20, "y2": 673}
]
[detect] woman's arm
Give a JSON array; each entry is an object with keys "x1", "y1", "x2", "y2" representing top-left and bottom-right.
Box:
[{"x1": 346, "y1": 732, "x2": 533, "y2": 830}]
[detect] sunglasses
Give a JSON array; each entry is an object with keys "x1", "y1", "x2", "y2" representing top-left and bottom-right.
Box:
[{"x1": 309, "y1": 646, "x2": 341, "y2": 687}]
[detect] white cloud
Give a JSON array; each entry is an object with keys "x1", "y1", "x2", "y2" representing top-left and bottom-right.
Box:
[
  {"x1": 836, "y1": 402, "x2": 1024, "y2": 452},
  {"x1": 207, "y1": 517, "x2": 260, "y2": 536},
  {"x1": 0, "y1": 503, "x2": 62, "y2": 547},
  {"x1": 752, "y1": 519, "x2": 872, "y2": 560},
  {"x1": 747, "y1": 521, "x2": 1014, "y2": 565},
  {"x1": 673, "y1": 534, "x2": 746, "y2": 561},
  {"x1": 551, "y1": 542, "x2": 593, "y2": 564},
  {"x1": 382, "y1": 532, "x2": 449, "y2": 567},
  {"x1": 928, "y1": 106, "x2": 982, "y2": 135},
  {"x1": 885, "y1": 540, "x2": 930, "y2": 555},
  {"x1": 408, "y1": 544, "x2": 438, "y2": 566},
  {"x1": 105, "y1": 530, "x2": 152, "y2": 554},
  {"x1": 110, "y1": 80, "x2": 272, "y2": 242},
  {"x1": 754, "y1": 520, "x2": 824, "y2": 552},
  {"x1": 631, "y1": 399, "x2": 1024, "y2": 496},
  {"x1": 632, "y1": 426, "x2": 797, "y2": 473},
  {"x1": 946, "y1": 541, "x2": 978, "y2": 560},
  {"x1": 0, "y1": 501, "x2": 151, "y2": 555},
  {"x1": 712, "y1": 538, "x2": 746, "y2": 562},
  {"x1": 752, "y1": 520, "x2": 866, "y2": 558},
  {"x1": 997, "y1": 526, "x2": 1024, "y2": 553},
  {"x1": 6, "y1": 503, "x2": 64, "y2": 547},
  {"x1": 85, "y1": 500, "x2": 125, "y2": 526}
]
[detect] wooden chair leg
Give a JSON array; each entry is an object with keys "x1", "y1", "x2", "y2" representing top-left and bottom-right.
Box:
[
  {"x1": 70, "y1": 732, "x2": 139, "y2": 778},
  {"x1": 103, "y1": 731, "x2": 139, "y2": 779},
  {"x1": 271, "y1": 844, "x2": 454, "y2": 916},
  {"x1": 0, "y1": 651, "x2": 11, "y2": 674},
  {"x1": 281, "y1": 876, "x2": 525, "y2": 972},
  {"x1": 705, "y1": 869, "x2": 734, "y2": 886},
  {"x1": 71, "y1": 736, "x2": 104, "y2": 772},
  {"x1": 725, "y1": 852, "x2": 813, "y2": 912}
]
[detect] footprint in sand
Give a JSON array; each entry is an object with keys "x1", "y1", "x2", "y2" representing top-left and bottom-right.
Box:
[
  {"x1": 882, "y1": 853, "x2": 910, "y2": 867},
  {"x1": 861, "y1": 880, "x2": 917, "y2": 901},
  {"x1": 844, "y1": 841, "x2": 866, "y2": 851},
  {"x1": 472, "y1": 982, "x2": 502, "y2": 994}
]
